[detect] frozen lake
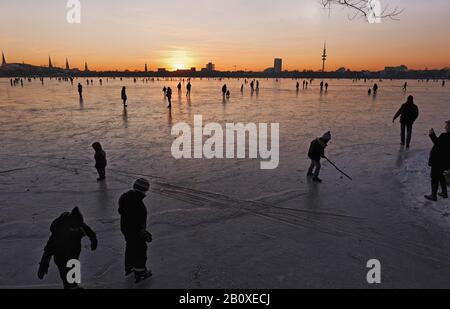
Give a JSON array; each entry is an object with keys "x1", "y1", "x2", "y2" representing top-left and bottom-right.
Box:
[{"x1": 0, "y1": 77, "x2": 450, "y2": 288}]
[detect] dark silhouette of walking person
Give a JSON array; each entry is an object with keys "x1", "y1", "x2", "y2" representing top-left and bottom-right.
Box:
[
  {"x1": 296, "y1": 82, "x2": 300, "y2": 91},
  {"x1": 373, "y1": 83, "x2": 379, "y2": 95},
  {"x1": 166, "y1": 87, "x2": 173, "y2": 109},
  {"x1": 256, "y1": 80, "x2": 259, "y2": 90},
  {"x1": 443, "y1": 80, "x2": 446, "y2": 87},
  {"x1": 163, "y1": 86, "x2": 167, "y2": 98},
  {"x1": 425, "y1": 121, "x2": 450, "y2": 201},
  {"x1": 119, "y1": 179, "x2": 153, "y2": 283},
  {"x1": 241, "y1": 84, "x2": 244, "y2": 93},
  {"x1": 307, "y1": 131, "x2": 332, "y2": 183},
  {"x1": 368, "y1": 88, "x2": 372, "y2": 96},
  {"x1": 403, "y1": 82, "x2": 408, "y2": 92},
  {"x1": 186, "y1": 82, "x2": 192, "y2": 97},
  {"x1": 177, "y1": 82, "x2": 182, "y2": 93},
  {"x1": 121, "y1": 87, "x2": 128, "y2": 107},
  {"x1": 303, "y1": 80, "x2": 306, "y2": 89},
  {"x1": 78, "y1": 83, "x2": 83, "y2": 99},
  {"x1": 393, "y1": 95, "x2": 419, "y2": 149},
  {"x1": 320, "y1": 81, "x2": 324, "y2": 92},
  {"x1": 250, "y1": 80, "x2": 255, "y2": 92},
  {"x1": 222, "y1": 84, "x2": 227, "y2": 97},
  {"x1": 92, "y1": 142, "x2": 107, "y2": 181},
  {"x1": 325, "y1": 83, "x2": 329, "y2": 92},
  {"x1": 38, "y1": 207, "x2": 97, "y2": 289}
]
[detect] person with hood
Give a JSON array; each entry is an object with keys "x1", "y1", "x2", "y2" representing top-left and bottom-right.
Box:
[
  {"x1": 119, "y1": 178, "x2": 153, "y2": 283},
  {"x1": 393, "y1": 95, "x2": 419, "y2": 149},
  {"x1": 121, "y1": 86, "x2": 128, "y2": 107},
  {"x1": 307, "y1": 131, "x2": 332, "y2": 183},
  {"x1": 425, "y1": 121, "x2": 450, "y2": 202},
  {"x1": 38, "y1": 207, "x2": 97, "y2": 289},
  {"x1": 92, "y1": 142, "x2": 107, "y2": 181}
]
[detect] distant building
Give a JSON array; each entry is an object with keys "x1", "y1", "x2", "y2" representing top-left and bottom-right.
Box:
[
  {"x1": 274, "y1": 58, "x2": 282, "y2": 74},
  {"x1": 206, "y1": 62, "x2": 215, "y2": 72},
  {"x1": 336, "y1": 67, "x2": 346, "y2": 74},
  {"x1": 190, "y1": 67, "x2": 196, "y2": 72},
  {"x1": 145, "y1": 64, "x2": 148, "y2": 72},
  {"x1": 85, "y1": 62, "x2": 89, "y2": 72},
  {"x1": 384, "y1": 65, "x2": 408, "y2": 74},
  {"x1": 48, "y1": 56, "x2": 53, "y2": 69},
  {"x1": 65, "y1": 58, "x2": 70, "y2": 70},
  {"x1": 1, "y1": 52, "x2": 6, "y2": 66},
  {"x1": 158, "y1": 68, "x2": 168, "y2": 73}
]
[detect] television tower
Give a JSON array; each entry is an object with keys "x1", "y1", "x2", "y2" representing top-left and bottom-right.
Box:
[{"x1": 321, "y1": 41, "x2": 327, "y2": 73}]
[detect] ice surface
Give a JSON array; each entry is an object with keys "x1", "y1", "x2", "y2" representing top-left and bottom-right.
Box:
[{"x1": 0, "y1": 78, "x2": 450, "y2": 288}]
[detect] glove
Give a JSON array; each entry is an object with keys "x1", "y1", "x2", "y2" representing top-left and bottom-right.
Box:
[
  {"x1": 91, "y1": 238, "x2": 98, "y2": 251},
  {"x1": 38, "y1": 264, "x2": 48, "y2": 280},
  {"x1": 141, "y1": 230, "x2": 153, "y2": 243}
]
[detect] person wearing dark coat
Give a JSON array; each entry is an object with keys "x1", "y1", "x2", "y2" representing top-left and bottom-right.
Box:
[
  {"x1": 38, "y1": 207, "x2": 97, "y2": 289},
  {"x1": 121, "y1": 87, "x2": 128, "y2": 107},
  {"x1": 119, "y1": 178, "x2": 153, "y2": 283},
  {"x1": 78, "y1": 83, "x2": 83, "y2": 98},
  {"x1": 393, "y1": 96, "x2": 419, "y2": 149},
  {"x1": 425, "y1": 121, "x2": 450, "y2": 202},
  {"x1": 307, "y1": 131, "x2": 332, "y2": 183},
  {"x1": 166, "y1": 87, "x2": 172, "y2": 109},
  {"x1": 92, "y1": 142, "x2": 107, "y2": 181}
]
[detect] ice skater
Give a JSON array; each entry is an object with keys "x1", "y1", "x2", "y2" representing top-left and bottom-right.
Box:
[
  {"x1": 166, "y1": 87, "x2": 173, "y2": 109},
  {"x1": 222, "y1": 84, "x2": 227, "y2": 97},
  {"x1": 425, "y1": 121, "x2": 450, "y2": 202},
  {"x1": 186, "y1": 81, "x2": 192, "y2": 97},
  {"x1": 296, "y1": 82, "x2": 300, "y2": 91},
  {"x1": 121, "y1": 87, "x2": 128, "y2": 107},
  {"x1": 403, "y1": 82, "x2": 408, "y2": 92},
  {"x1": 325, "y1": 83, "x2": 329, "y2": 92},
  {"x1": 92, "y1": 142, "x2": 107, "y2": 181},
  {"x1": 78, "y1": 83, "x2": 83, "y2": 99},
  {"x1": 177, "y1": 82, "x2": 182, "y2": 93},
  {"x1": 307, "y1": 131, "x2": 332, "y2": 183},
  {"x1": 373, "y1": 83, "x2": 379, "y2": 95},
  {"x1": 393, "y1": 95, "x2": 419, "y2": 149},
  {"x1": 38, "y1": 207, "x2": 97, "y2": 289},
  {"x1": 320, "y1": 81, "x2": 324, "y2": 92},
  {"x1": 119, "y1": 179, "x2": 153, "y2": 283}
]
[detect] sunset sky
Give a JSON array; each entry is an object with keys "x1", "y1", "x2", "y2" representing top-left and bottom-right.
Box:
[{"x1": 0, "y1": 0, "x2": 449, "y2": 71}]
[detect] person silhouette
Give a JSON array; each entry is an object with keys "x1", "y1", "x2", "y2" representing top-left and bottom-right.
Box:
[
  {"x1": 325, "y1": 83, "x2": 329, "y2": 92},
  {"x1": 38, "y1": 207, "x2": 97, "y2": 289},
  {"x1": 425, "y1": 122, "x2": 450, "y2": 201},
  {"x1": 122, "y1": 87, "x2": 128, "y2": 107},
  {"x1": 186, "y1": 82, "x2": 192, "y2": 97},
  {"x1": 119, "y1": 179, "x2": 153, "y2": 283},
  {"x1": 320, "y1": 81, "x2": 324, "y2": 92},
  {"x1": 226, "y1": 90, "x2": 231, "y2": 99},
  {"x1": 177, "y1": 82, "x2": 182, "y2": 93},
  {"x1": 222, "y1": 84, "x2": 227, "y2": 97},
  {"x1": 368, "y1": 88, "x2": 372, "y2": 96},
  {"x1": 166, "y1": 87, "x2": 173, "y2": 109},
  {"x1": 241, "y1": 84, "x2": 244, "y2": 93},
  {"x1": 373, "y1": 83, "x2": 379, "y2": 94},
  {"x1": 403, "y1": 82, "x2": 408, "y2": 92},
  {"x1": 393, "y1": 95, "x2": 419, "y2": 149},
  {"x1": 78, "y1": 83, "x2": 83, "y2": 98}
]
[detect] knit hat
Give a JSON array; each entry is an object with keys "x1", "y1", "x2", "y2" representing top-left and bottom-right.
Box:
[
  {"x1": 68, "y1": 207, "x2": 84, "y2": 228},
  {"x1": 134, "y1": 178, "x2": 150, "y2": 193},
  {"x1": 321, "y1": 131, "x2": 332, "y2": 142}
]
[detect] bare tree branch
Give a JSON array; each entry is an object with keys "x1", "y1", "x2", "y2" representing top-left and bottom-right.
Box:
[{"x1": 321, "y1": 0, "x2": 404, "y2": 22}]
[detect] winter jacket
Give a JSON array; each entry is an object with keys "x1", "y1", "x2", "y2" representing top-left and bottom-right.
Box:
[
  {"x1": 428, "y1": 132, "x2": 450, "y2": 170},
  {"x1": 119, "y1": 190, "x2": 148, "y2": 237},
  {"x1": 94, "y1": 150, "x2": 107, "y2": 169},
  {"x1": 308, "y1": 138, "x2": 327, "y2": 161},
  {"x1": 121, "y1": 90, "x2": 127, "y2": 100},
  {"x1": 393, "y1": 102, "x2": 419, "y2": 125},
  {"x1": 40, "y1": 213, "x2": 97, "y2": 269}
]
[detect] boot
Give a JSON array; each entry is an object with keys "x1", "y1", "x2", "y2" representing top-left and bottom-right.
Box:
[
  {"x1": 424, "y1": 195, "x2": 438, "y2": 202},
  {"x1": 313, "y1": 177, "x2": 323, "y2": 183},
  {"x1": 135, "y1": 269, "x2": 152, "y2": 284}
]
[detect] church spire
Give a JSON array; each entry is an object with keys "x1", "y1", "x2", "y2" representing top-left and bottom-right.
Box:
[
  {"x1": 1, "y1": 51, "x2": 6, "y2": 66},
  {"x1": 65, "y1": 58, "x2": 70, "y2": 70},
  {"x1": 84, "y1": 62, "x2": 89, "y2": 72},
  {"x1": 48, "y1": 56, "x2": 53, "y2": 69}
]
